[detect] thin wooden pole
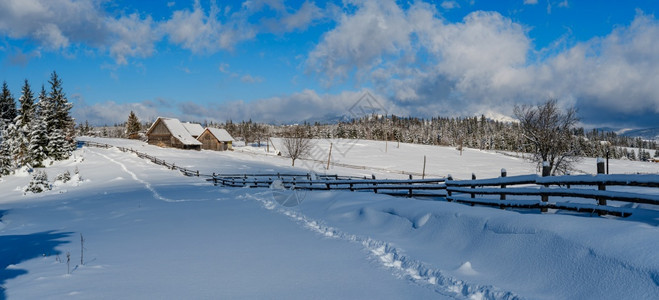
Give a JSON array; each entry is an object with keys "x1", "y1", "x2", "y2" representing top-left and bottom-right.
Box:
[
  {"x1": 422, "y1": 155, "x2": 426, "y2": 179},
  {"x1": 470, "y1": 173, "x2": 476, "y2": 198},
  {"x1": 326, "y1": 143, "x2": 333, "y2": 170},
  {"x1": 596, "y1": 158, "x2": 607, "y2": 213},
  {"x1": 541, "y1": 161, "x2": 550, "y2": 212}
]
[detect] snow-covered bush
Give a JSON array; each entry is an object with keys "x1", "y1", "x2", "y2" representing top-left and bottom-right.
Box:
[
  {"x1": 55, "y1": 170, "x2": 72, "y2": 183},
  {"x1": 24, "y1": 170, "x2": 51, "y2": 194}
]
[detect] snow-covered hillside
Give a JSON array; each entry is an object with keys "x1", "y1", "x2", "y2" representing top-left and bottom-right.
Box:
[{"x1": 1, "y1": 137, "x2": 657, "y2": 299}]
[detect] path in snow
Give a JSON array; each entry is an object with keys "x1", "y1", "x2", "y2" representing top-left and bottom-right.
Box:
[
  {"x1": 91, "y1": 148, "x2": 214, "y2": 203},
  {"x1": 248, "y1": 191, "x2": 518, "y2": 299}
]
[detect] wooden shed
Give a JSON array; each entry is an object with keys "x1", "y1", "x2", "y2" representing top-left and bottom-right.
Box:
[
  {"x1": 198, "y1": 128, "x2": 234, "y2": 151},
  {"x1": 145, "y1": 117, "x2": 202, "y2": 150}
]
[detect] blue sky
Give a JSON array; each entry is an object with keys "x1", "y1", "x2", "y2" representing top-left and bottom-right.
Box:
[{"x1": 0, "y1": 0, "x2": 657, "y2": 128}]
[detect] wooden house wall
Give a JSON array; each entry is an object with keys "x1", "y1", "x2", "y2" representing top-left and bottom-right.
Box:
[
  {"x1": 147, "y1": 121, "x2": 173, "y2": 147},
  {"x1": 199, "y1": 131, "x2": 229, "y2": 151}
]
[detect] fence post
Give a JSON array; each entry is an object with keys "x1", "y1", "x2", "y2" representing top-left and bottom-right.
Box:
[
  {"x1": 422, "y1": 155, "x2": 426, "y2": 179},
  {"x1": 213, "y1": 172, "x2": 217, "y2": 186},
  {"x1": 500, "y1": 169, "x2": 507, "y2": 200},
  {"x1": 541, "y1": 161, "x2": 550, "y2": 212},
  {"x1": 408, "y1": 174, "x2": 413, "y2": 197},
  {"x1": 372, "y1": 174, "x2": 377, "y2": 194},
  {"x1": 446, "y1": 174, "x2": 453, "y2": 201},
  {"x1": 596, "y1": 158, "x2": 607, "y2": 210},
  {"x1": 596, "y1": 158, "x2": 605, "y2": 175},
  {"x1": 470, "y1": 173, "x2": 476, "y2": 198}
]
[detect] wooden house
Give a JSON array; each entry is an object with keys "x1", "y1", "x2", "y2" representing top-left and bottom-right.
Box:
[
  {"x1": 197, "y1": 128, "x2": 234, "y2": 151},
  {"x1": 145, "y1": 117, "x2": 202, "y2": 150}
]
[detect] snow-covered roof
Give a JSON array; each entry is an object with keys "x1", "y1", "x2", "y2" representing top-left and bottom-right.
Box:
[
  {"x1": 203, "y1": 128, "x2": 234, "y2": 142},
  {"x1": 182, "y1": 122, "x2": 204, "y2": 137},
  {"x1": 147, "y1": 117, "x2": 201, "y2": 146}
]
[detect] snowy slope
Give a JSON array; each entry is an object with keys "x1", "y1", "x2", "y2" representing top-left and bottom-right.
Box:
[{"x1": 1, "y1": 137, "x2": 658, "y2": 299}]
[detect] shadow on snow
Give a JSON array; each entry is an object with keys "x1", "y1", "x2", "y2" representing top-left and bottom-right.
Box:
[{"x1": 0, "y1": 220, "x2": 72, "y2": 300}]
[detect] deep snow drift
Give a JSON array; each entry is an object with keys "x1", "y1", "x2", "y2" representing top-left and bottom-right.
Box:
[{"x1": 0, "y1": 137, "x2": 657, "y2": 299}]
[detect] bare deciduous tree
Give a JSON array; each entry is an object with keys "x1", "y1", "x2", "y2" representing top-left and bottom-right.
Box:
[
  {"x1": 281, "y1": 126, "x2": 312, "y2": 167},
  {"x1": 514, "y1": 99, "x2": 579, "y2": 175}
]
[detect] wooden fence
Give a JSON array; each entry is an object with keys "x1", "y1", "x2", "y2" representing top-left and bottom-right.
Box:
[
  {"x1": 79, "y1": 140, "x2": 658, "y2": 217},
  {"x1": 445, "y1": 169, "x2": 659, "y2": 217},
  {"x1": 210, "y1": 174, "x2": 446, "y2": 198}
]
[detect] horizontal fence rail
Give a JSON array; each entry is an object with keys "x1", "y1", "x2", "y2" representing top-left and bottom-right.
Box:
[
  {"x1": 79, "y1": 140, "x2": 658, "y2": 218},
  {"x1": 446, "y1": 170, "x2": 659, "y2": 217}
]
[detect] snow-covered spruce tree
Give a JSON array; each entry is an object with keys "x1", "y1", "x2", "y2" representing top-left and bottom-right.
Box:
[
  {"x1": 24, "y1": 170, "x2": 50, "y2": 194},
  {"x1": 7, "y1": 119, "x2": 28, "y2": 167},
  {"x1": 125, "y1": 110, "x2": 141, "y2": 139},
  {"x1": 0, "y1": 121, "x2": 13, "y2": 176},
  {"x1": 46, "y1": 71, "x2": 75, "y2": 159},
  {"x1": 29, "y1": 86, "x2": 49, "y2": 167},
  {"x1": 13, "y1": 79, "x2": 36, "y2": 166},
  {"x1": 47, "y1": 128, "x2": 68, "y2": 161},
  {"x1": 0, "y1": 81, "x2": 17, "y2": 124}
]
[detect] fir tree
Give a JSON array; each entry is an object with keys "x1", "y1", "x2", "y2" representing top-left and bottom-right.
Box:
[
  {"x1": 29, "y1": 118, "x2": 48, "y2": 167},
  {"x1": 24, "y1": 170, "x2": 50, "y2": 194},
  {"x1": 17, "y1": 79, "x2": 35, "y2": 129},
  {"x1": 14, "y1": 80, "x2": 35, "y2": 166},
  {"x1": 29, "y1": 87, "x2": 49, "y2": 167},
  {"x1": 47, "y1": 128, "x2": 67, "y2": 160},
  {"x1": 125, "y1": 111, "x2": 141, "y2": 139},
  {"x1": 6, "y1": 122, "x2": 27, "y2": 166},
  {"x1": 0, "y1": 81, "x2": 17, "y2": 124},
  {"x1": 0, "y1": 124, "x2": 13, "y2": 176},
  {"x1": 47, "y1": 71, "x2": 74, "y2": 159}
]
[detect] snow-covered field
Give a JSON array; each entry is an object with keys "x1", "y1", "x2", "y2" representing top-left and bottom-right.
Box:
[{"x1": 1, "y1": 137, "x2": 658, "y2": 299}]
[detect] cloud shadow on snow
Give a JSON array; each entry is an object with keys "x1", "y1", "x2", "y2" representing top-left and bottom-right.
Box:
[{"x1": 0, "y1": 228, "x2": 72, "y2": 300}]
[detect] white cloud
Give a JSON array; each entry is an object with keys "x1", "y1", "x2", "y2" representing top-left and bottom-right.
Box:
[
  {"x1": 218, "y1": 63, "x2": 230, "y2": 73},
  {"x1": 306, "y1": 0, "x2": 412, "y2": 84},
  {"x1": 523, "y1": 0, "x2": 538, "y2": 5},
  {"x1": 278, "y1": 1, "x2": 324, "y2": 32},
  {"x1": 176, "y1": 89, "x2": 402, "y2": 124},
  {"x1": 106, "y1": 14, "x2": 159, "y2": 65},
  {"x1": 0, "y1": 0, "x2": 105, "y2": 48},
  {"x1": 240, "y1": 74, "x2": 264, "y2": 83},
  {"x1": 440, "y1": 1, "x2": 460, "y2": 10},
  {"x1": 160, "y1": 1, "x2": 254, "y2": 53},
  {"x1": 73, "y1": 98, "x2": 166, "y2": 126},
  {"x1": 0, "y1": 0, "x2": 158, "y2": 64},
  {"x1": 306, "y1": 2, "x2": 659, "y2": 127}
]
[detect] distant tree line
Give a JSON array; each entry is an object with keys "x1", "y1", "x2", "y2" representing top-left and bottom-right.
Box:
[
  {"x1": 81, "y1": 100, "x2": 657, "y2": 171},
  {"x1": 0, "y1": 71, "x2": 75, "y2": 176},
  {"x1": 212, "y1": 107, "x2": 657, "y2": 166}
]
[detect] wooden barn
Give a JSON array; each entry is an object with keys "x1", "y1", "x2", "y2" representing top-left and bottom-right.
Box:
[
  {"x1": 197, "y1": 128, "x2": 234, "y2": 151},
  {"x1": 145, "y1": 117, "x2": 202, "y2": 150}
]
